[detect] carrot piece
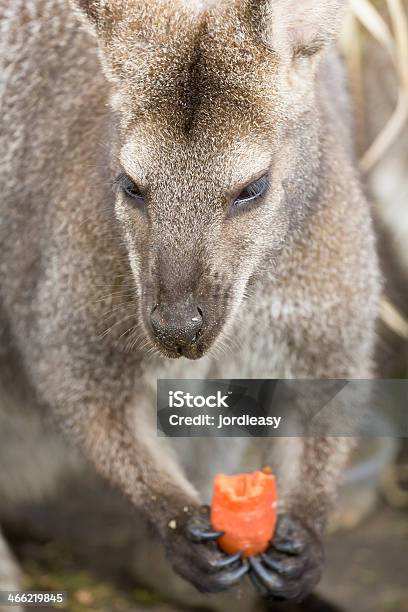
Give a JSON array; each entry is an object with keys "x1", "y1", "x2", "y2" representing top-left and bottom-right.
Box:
[{"x1": 211, "y1": 469, "x2": 278, "y2": 557}]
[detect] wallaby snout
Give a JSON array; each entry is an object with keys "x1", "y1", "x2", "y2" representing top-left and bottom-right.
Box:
[
  {"x1": 143, "y1": 258, "x2": 229, "y2": 359},
  {"x1": 150, "y1": 299, "x2": 204, "y2": 358}
]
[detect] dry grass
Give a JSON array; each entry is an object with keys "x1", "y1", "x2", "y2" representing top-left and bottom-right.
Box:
[
  {"x1": 342, "y1": 1, "x2": 408, "y2": 341},
  {"x1": 342, "y1": 0, "x2": 408, "y2": 172}
]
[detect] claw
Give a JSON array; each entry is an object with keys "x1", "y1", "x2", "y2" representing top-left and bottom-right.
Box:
[
  {"x1": 186, "y1": 526, "x2": 224, "y2": 542},
  {"x1": 249, "y1": 568, "x2": 269, "y2": 597},
  {"x1": 272, "y1": 538, "x2": 303, "y2": 555},
  {"x1": 249, "y1": 557, "x2": 285, "y2": 591},
  {"x1": 216, "y1": 560, "x2": 250, "y2": 587},
  {"x1": 210, "y1": 551, "x2": 242, "y2": 570},
  {"x1": 260, "y1": 553, "x2": 303, "y2": 579}
]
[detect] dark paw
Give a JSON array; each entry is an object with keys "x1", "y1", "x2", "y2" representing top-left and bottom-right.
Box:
[
  {"x1": 249, "y1": 515, "x2": 324, "y2": 602},
  {"x1": 165, "y1": 505, "x2": 249, "y2": 593}
]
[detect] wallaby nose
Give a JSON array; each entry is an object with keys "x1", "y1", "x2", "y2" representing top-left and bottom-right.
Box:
[{"x1": 150, "y1": 301, "x2": 203, "y2": 350}]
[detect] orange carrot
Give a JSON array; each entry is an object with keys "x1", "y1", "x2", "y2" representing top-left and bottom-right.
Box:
[{"x1": 211, "y1": 469, "x2": 278, "y2": 557}]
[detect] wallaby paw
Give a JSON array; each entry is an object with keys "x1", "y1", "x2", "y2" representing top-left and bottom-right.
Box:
[
  {"x1": 164, "y1": 505, "x2": 249, "y2": 593},
  {"x1": 249, "y1": 514, "x2": 324, "y2": 602}
]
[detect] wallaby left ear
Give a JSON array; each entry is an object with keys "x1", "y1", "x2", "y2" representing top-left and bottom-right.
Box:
[{"x1": 253, "y1": 0, "x2": 347, "y2": 59}]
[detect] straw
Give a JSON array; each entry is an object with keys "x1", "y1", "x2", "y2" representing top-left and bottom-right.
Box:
[
  {"x1": 341, "y1": 2, "x2": 408, "y2": 343},
  {"x1": 345, "y1": 0, "x2": 408, "y2": 172}
]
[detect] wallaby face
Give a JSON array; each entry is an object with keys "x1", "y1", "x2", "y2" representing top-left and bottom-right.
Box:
[{"x1": 75, "y1": 0, "x2": 342, "y2": 359}]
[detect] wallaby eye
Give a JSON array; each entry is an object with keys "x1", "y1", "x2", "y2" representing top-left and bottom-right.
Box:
[
  {"x1": 118, "y1": 173, "x2": 145, "y2": 206},
  {"x1": 233, "y1": 175, "x2": 269, "y2": 209}
]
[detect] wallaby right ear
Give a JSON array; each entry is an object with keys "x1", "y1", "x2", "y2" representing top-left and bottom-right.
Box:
[{"x1": 70, "y1": 0, "x2": 195, "y2": 84}]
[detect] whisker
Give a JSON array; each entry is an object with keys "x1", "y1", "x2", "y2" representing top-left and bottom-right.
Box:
[{"x1": 99, "y1": 313, "x2": 138, "y2": 339}]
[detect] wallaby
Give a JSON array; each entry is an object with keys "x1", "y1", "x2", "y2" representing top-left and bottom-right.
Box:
[{"x1": 0, "y1": 0, "x2": 381, "y2": 609}]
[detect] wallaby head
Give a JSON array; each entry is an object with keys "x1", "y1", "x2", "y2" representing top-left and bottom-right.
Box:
[{"x1": 72, "y1": 0, "x2": 345, "y2": 360}]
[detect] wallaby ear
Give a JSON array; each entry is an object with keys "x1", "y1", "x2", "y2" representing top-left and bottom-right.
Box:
[
  {"x1": 69, "y1": 0, "x2": 196, "y2": 84},
  {"x1": 70, "y1": 0, "x2": 194, "y2": 44},
  {"x1": 253, "y1": 0, "x2": 347, "y2": 59}
]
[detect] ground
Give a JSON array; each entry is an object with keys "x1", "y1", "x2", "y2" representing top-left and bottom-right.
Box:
[{"x1": 2, "y1": 470, "x2": 408, "y2": 612}]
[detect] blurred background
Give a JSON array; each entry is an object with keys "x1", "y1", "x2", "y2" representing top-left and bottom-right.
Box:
[{"x1": 1, "y1": 1, "x2": 408, "y2": 611}]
